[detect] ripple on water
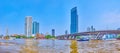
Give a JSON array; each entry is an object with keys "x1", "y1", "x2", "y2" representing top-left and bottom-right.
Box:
[{"x1": 0, "y1": 39, "x2": 119, "y2": 53}]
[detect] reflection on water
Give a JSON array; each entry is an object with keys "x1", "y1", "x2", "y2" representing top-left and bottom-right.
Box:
[
  {"x1": 0, "y1": 39, "x2": 70, "y2": 53},
  {"x1": 1, "y1": 39, "x2": 120, "y2": 53},
  {"x1": 78, "y1": 40, "x2": 120, "y2": 53},
  {"x1": 20, "y1": 39, "x2": 39, "y2": 53},
  {"x1": 70, "y1": 40, "x2": 78, "y2": 53}
]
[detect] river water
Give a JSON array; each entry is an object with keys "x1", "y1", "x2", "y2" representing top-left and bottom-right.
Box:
[
  {"x1": 0, "y1": 39, "x2": 71, "y2": 53},
  {"x1": 0, "y1": 39, "x2": 120, "y2": 53}
]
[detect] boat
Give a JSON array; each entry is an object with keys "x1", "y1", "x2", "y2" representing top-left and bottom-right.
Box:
[{"x1": 77, "y1": 38, "x2": 89, "y2": 41}]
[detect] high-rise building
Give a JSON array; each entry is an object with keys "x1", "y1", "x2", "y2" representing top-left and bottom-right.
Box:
[
  {"x1": 91, "y1": 26, "x2": 94, "y2": 31},
  {"x1": 93, "y1": 28, "x2": 96, "y2": 32},
  {"x1": 91, "y1": 26, "x2": 95, "y2": 32},
  {"x1": 70, "y1": 7, "x2": 78, "y2": 34},
  {"x1": 87, "y1": 26, "x2": 96, "y2": 32},
  {"x1": 65, "y1": 30, "x2": 68, "y2": 35},
  {"x1": 52, "y1": 29, "x2": 55, "y2": 36},
  {"x1": 32, "y1": 21, "x2": 39, "y2": 35},
  {"x1": 25, "y1": 16, "x2": 32, "y2": 37},
  {"x1": 87, "y1": 27, "x2": 91, "y2": 32}
]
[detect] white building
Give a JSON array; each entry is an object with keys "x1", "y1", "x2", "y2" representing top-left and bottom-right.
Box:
[{"x1": 25, "y1": 16, "x2": 32, "y2": 37}]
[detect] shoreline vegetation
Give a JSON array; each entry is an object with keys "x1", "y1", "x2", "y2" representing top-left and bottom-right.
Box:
[{"x1": 1, "y1": 34, "x2": 56, "y2": 40}]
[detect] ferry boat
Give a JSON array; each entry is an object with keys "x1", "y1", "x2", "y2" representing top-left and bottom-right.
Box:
[
  {"x1": 77, "y1": 37, "x2": 89, "y2": 41},
  {"x1": 77, "y1": 38, "x2": 89, "y2": 41}
]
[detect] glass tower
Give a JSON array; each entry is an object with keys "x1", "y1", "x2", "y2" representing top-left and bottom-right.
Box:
[
  {"x1": 52, "y1": 29, "x2": 55, "y2": 36},
  {"x1": 70, "y1": 7, "x2": 78, "y2": 34},
  {"x1": 32, "y1": 21, "x2": 39, "y2": 35}
]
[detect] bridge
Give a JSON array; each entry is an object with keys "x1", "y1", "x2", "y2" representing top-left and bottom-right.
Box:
[{"x1": 56, "y1": 30, "x2": 120, "y2": 40}]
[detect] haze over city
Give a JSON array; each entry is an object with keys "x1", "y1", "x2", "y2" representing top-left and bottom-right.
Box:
[{"x1": 0, "y1": 0, "x2": 120, "y2": 35}]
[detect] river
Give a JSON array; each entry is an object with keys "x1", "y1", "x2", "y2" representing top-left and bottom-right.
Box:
[{"x1": 0, "y1": 39, "x2": 120, "y2": 53}]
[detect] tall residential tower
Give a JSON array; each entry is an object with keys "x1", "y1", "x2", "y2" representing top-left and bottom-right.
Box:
[
  {"x1": 25, "y1": 16, "x2": 32, "y2": 37},
  {"x1": 70, "y1": 7, "x2": 78, "y2": 34}
]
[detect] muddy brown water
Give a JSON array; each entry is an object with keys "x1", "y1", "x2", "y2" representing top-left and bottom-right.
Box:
[{"x1": 0, "y1": 39, "x2": 120, "y2": 53}]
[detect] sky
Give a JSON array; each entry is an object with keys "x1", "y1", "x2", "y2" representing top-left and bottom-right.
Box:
[{"x1": 0, "y1": 0, "x2": 120, "y2": 35}]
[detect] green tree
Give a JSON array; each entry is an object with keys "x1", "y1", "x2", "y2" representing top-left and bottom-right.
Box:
[
  {"x1": 29, "y1": 36, "x2": 35, "y2": 38},
  {"x1": 45, "y1": 35, "x2": 52, "y2": 39},
  {"x1": 51, "y1": 36, "x2": 56, "y2": 38},
  {"x1": 21, "y1": 35, "x2": 27, "y2": 38},
  {"x1": 76, "y1": 36, "x2": 81, "y2": 39},
  {"x1": 15, "y1": 35, "x2": 21, "y2": 39}
]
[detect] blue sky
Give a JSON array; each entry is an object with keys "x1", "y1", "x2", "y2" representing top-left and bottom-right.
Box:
[{"x1": 0, "y1": 0, "x2": 120, "y2": 35}]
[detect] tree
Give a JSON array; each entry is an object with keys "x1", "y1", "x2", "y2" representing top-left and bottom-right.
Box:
[
  {"x1": 76, "y1": 36, "x2": 82, "y2": 39},
  {"x1": 45, "y1": 35, "x2": 52, "y2": 39},
  {"x1": 21, "y1": 35, "x2": 27, "y2": 38},
  {"x1": 29, "y1": 36, "x2": 35, "y2": 38},
  {"x1": 15, "y1": 35, "x2": 21, "y2": 39},
  {"x1": 51, "y1": 36, "x2": 56, "y2": 38}
]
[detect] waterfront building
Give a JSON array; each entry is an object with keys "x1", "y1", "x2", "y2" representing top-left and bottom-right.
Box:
[
  {"x1": 25, "y1": 16, "x2": 32, "y2": 37},
  {"x1": 32, "y1": 21, "x2": 39, "y2": 36},
  {"x1": 87, "y1": 27, "x2": 91, "y2": 32},
  {"x1": 36, "y1": 33, "x2": 45, "y2": 39},
  {"x1": 102, "y1": 34, "x2": 117, "y2": 40},
  {"x1": 70, "y1": 7, "x2": 78, "y2": 34},
  {"x1": 91, "y1": 26, "x2": 95, "y2": 32},
  {"x1": 65, "y1": 30, "x2": 68, "y2": 35},
  {"x1": 52, "y1": 29, "x2": 55, "y2": 36},
  {"x1": 87, "y1": 26, "x2": 96, "y2": 32}
]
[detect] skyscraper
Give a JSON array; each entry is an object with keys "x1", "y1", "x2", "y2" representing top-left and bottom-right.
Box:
[
  {"x1": 32, "y1": 21, "x2": 39, "y2": 35},
  {"x1": 25, "y1": 16, "x2": 32, "y2": 37},
  {"x1": 52, "y1": 29, "x2": 55, "y2": 36},
  {"x1": 65, "y1": 30, "x2": 68, "y2": 35},
  {"x1": 87, "y1": 26, "x2": 96, "y2": 32},
  {"x1": 87, "y1": 27, "x2": 91, "y2": 32},
  {"x1": 70, "y1": 7, "x2": 78, "y2": 34},
  {"x1": 91, "y1": 26, "x2": 95, "y2": 32}
]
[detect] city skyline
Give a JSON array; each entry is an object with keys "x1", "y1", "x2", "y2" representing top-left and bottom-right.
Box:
[{"x1": 1, "y1": 0, "x2": 120, "y2": 35}]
